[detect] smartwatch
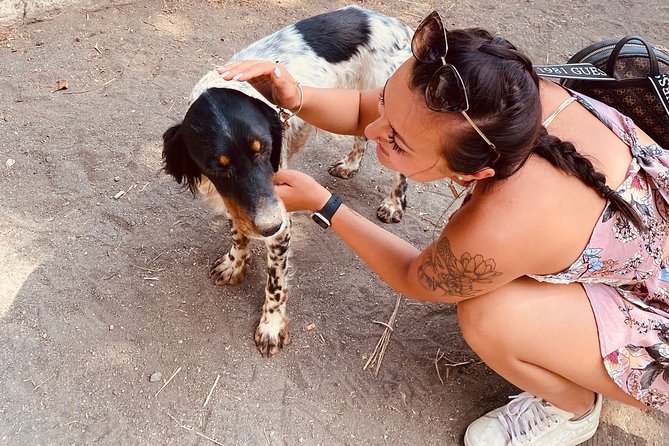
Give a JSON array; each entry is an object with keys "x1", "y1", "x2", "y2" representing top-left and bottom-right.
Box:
[{"x1": 311, "y1": 194, "x2": 342, "y2": 229}]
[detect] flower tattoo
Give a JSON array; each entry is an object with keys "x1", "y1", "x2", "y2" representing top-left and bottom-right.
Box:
[{"x1": 417, "y1": 237, "x2": 502, "y2": 297}]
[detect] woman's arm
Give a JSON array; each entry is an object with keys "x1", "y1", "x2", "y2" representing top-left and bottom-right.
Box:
[
  {"x1": 217, "y1": 60, "x2": 382, "y2": 136},
  {"x1": 274, "y1": 170, "x2": 517, "y2": 304},
  {"x1": 288, "y1": 86, "x2": 381, "y2": 136}
]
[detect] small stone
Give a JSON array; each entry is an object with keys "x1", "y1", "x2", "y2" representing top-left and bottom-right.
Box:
[
  {"x1": 6, "y1": 158, "x2": 15, "y2": 168},
  {"x1": 114, "y1": 176, "x2": 120, "y2": 182},
  {"x1": 149, "y1": 372, "x2": 162, "y2": 382}
]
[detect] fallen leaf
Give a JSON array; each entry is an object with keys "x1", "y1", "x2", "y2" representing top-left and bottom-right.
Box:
[{"x1": 55, "y1": 79, "x2": 69, "y2": 91}]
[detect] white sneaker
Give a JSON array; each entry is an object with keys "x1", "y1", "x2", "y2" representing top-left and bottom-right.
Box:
[{"x1": 464, "y1": 392, "x2": 602, "y2": 446}]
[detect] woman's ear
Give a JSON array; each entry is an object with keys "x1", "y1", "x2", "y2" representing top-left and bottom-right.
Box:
[{"x1": 463, "y1": 167, "x2": 495, "y2": 182}]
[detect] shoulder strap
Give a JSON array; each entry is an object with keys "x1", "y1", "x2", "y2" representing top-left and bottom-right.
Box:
[{"x1": 534, "y1": 63, "x2": 615, "y2": 81}]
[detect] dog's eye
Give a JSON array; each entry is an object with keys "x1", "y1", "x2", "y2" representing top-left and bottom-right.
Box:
[
  {"x1": 250, "y1": 140, "x2": 262, "y2": 155},
  {"x1": 218, "y1": 155, "x2": 231, "y2": 167}
]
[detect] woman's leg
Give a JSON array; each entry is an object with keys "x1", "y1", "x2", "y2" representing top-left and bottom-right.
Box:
[{"x1": 457, "y1": 276, "x2": 647, "y2": 416}]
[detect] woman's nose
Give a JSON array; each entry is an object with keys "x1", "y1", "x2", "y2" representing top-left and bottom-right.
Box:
[{"x1": 364, "y1": 117, "x2": 386, "y2": 141}]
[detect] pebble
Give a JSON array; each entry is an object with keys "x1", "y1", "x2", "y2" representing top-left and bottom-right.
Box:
[{"x1": 149, "y1": 372, "x2": 162, "y2": 382}]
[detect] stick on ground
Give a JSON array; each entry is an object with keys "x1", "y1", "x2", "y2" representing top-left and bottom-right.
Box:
[
  {"x1": 155, "y1": 366, "x2": 181, "y2": 398},
  {"x1": 203, "y1": 374, "x2": 220, "y2": 408},
  {"x1": 167, "y1": 413, "x2": 224, "y2": 446},
  {"x1": 363, "y1": 294, "x2": 402, "y2": 376}
]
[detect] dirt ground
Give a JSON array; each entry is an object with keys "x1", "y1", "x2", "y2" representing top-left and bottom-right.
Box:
[{"x1": 0, "y1": 0, "x2": 667, "y2": 445}]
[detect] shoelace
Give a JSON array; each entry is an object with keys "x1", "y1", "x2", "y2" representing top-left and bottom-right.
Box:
[{"x1": 496, "y1": 393, "x2": 562, "y2": 444}]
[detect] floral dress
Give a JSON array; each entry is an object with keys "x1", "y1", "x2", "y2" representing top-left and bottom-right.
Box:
[{"x1": 527, "y1": 91, "x2": 669, "y2": 413}]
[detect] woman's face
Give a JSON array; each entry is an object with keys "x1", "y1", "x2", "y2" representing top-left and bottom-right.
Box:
[{"x1": 364, "y1": 58, "x2": 456, "y2": 183}]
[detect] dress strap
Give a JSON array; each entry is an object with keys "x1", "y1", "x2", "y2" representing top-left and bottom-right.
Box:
[{"x1": 542, "y1": 96, "x2": 577, "y2": 128}]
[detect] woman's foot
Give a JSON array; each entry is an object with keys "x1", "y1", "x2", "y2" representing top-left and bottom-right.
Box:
[{"x1": 464, "y1": 392, "x2": 602, "y2": 445}]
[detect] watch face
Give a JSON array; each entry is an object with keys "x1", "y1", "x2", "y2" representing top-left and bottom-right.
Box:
[{"x1": 311, "y1": 212, "x2": 330, "y2": 229}]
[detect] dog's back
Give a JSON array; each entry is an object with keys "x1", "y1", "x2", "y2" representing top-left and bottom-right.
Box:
[{"x1": 190, "y1": 6, "x2": 412, "y2": 105}]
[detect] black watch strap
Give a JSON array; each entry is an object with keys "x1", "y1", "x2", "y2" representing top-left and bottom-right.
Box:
[{"x1": 311, "y1": 194, "x2": 342, "y2": 229}]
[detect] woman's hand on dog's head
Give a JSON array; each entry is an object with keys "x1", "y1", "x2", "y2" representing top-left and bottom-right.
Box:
[
  {"x1": 217, "y1": 60, "x2": 302, "y2": 111},
  {"x1": 273, "y1": 169, "x2": 332, "y2": 213}
]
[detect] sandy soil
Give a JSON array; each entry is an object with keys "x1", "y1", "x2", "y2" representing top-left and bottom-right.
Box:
[{"x1": 0, "y1": 0, "x2": 667, "y2": 444}]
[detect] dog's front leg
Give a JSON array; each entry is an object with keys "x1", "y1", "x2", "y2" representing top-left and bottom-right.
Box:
[
  {"x1": 254, "y1": 220, "x2": 291, "y2": 356},
  {"x1": 328, "y1": 135, "x2": 367, "y2": 179},
  {"x1": 376, "y1": 172, "x2": 408, "y2": 223},
  {"x1": 209, "y1": 220, "x2": 250, "y2": 286}
]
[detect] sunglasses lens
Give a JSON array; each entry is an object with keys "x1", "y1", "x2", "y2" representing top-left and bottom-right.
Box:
[
  {"x1": 425, "y1": 65, "x2": 468, "y2": 112},
  {"x1": 412, "y1": 13, "x2": 447, "y2": 62}
]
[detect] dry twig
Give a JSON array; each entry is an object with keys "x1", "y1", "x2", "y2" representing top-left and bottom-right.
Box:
[
  {"x1": 363, "y1": 294, "x2": 402, "y2": 376},
  {"x1": 167, "y1": 413, "x2": 224, "y2": 445},
  {"x1": 155, "y1": 366, "x2": 181, "y2": 397},
  {"x1": 434, "y1": 349, "x2": 484, "y2": 384},
  {"x1": 203, "y1": 374, "x2": 220, "y2": 408},
  {"x1": 27, "y1": 373, "x2": 56, "y2": 392}
]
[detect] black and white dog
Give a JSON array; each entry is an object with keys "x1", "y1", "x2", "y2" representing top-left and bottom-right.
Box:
[{"x1": 162, "y1": 6, "x2": 412, "y2": 356}]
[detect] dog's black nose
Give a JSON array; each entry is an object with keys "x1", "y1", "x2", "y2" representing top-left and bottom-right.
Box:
[{"x1": 260, "y1": 223, "x2": 282, "y2": 237}]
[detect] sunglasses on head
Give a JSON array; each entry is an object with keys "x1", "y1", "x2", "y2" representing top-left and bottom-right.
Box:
[{"x1": 412, "y1": 11, "x2": 500, "y2": 164}]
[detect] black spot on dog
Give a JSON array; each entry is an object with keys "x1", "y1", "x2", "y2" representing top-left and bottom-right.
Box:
[{"x1": 294, "y1": 7, "x2": 371, "y2": 63}]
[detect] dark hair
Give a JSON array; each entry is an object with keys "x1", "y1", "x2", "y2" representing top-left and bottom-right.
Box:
[{"x1": 409, "y1": 27, "x2": 645, "y2": 230}]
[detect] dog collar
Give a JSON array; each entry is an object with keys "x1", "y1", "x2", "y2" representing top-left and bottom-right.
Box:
[{"x1": 311, "y1": 194, "x2": 342, "y2": 229}]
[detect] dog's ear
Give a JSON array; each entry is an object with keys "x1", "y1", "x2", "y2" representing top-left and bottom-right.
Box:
[
  {"x1": 162, "y1": 123, "x2": 201, "y2": 194},
  {"x1": 259, "y1": 107, "x2": 285, "y2": 172}
]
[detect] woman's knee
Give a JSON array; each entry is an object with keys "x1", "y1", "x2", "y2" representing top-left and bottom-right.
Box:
[
  {"x1": 457, "y1": 292, "x2": 501, "y2": 350},
  {"x1": 456, "y1": 279, "x2": 531, "y2": 351}
]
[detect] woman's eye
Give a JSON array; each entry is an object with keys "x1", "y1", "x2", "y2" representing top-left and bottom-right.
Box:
[{"x1": 388, "y1": 132, "x2": 405, "y2": 155}]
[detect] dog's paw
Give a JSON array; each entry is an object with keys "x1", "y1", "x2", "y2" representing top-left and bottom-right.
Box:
[
  {"x1": 209, "y1": 255, "x2": 245, "y2": 286},
  {"x1": 376, "y1": 197, "x2": 404, "y2": 223},
  {"x1": 328, "y1": 159, "x2": 359, "y2": 179},
  {"x1": 254, "y1": 314, "x2": 290, "y2": 357}
]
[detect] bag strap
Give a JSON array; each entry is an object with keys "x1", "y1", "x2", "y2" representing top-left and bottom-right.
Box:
[
  {"x1": 649, "y1": 74, "x2": 669, "y2": 116},
  {"x1": 606, "y1": 35, "x2": 660, "y2": 76},
  {"x1": 533, "y1": 63, "x2": 616, "y2": 81}
]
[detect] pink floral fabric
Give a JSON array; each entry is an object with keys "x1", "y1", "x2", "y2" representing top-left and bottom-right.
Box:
[{"x1": 528, "y1": 91, "x2": 669, "y2": 412}]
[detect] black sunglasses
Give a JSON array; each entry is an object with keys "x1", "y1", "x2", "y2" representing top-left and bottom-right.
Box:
[{"x1": 412, "y1": 11, "x2": 499, "y2": 163}]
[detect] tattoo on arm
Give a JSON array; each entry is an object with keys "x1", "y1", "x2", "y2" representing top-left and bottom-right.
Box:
[{"x1": 417, "y1": 237, "x2": 502, "y2": 297}]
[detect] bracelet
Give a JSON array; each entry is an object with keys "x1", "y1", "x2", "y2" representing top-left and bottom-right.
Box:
[
  {"x1": 291, "y1": 82, "x2": 304, "y2": 114},
  {"x1": 278, "y1": 82, "x2": 303, "y2": 129}
]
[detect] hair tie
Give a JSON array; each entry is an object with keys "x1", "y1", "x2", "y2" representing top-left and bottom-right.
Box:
[{"x1": 601, "y1": 185, "x2": 618, "y2": 200}]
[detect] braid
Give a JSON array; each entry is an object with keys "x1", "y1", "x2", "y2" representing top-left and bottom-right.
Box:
[{"x1": 533, "y1": 128, "x2": 646, "y2": 231}]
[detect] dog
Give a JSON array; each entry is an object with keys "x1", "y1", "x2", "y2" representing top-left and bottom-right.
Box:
[{"x1": 162, "y1": 6, "x2": 413, "y2": 356}]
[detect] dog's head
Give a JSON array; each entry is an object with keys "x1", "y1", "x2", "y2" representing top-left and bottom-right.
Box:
[{"x1": 162, "y1": 88, "x2": 286, "y2": 238}]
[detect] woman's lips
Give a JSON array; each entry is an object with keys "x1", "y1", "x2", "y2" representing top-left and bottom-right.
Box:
[{"x1": 376, "y1": 142, "x2": 389, "y2": 158}]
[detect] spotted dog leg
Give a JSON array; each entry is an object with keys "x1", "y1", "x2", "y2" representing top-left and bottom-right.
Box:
[
  {"x1": 376, "y1": 172, "x2": 408, "y2": 223},
  {"x1": 209, "y1": 220, "x2": 250, "y2": 286},
  {"x1": 254, "y1": 220, "x2": 291, "y2": 356},
  {"x1": 328, "y1": 136, "x2": 367, "y2": 179}
]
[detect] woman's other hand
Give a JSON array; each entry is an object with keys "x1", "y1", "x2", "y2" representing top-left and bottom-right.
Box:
[
  {"x1": 217, "y1": 61, "x2": 302, "y2": 111},
  {"x1": 273, "y1": 169, "x2": 331, "y2": 213}
]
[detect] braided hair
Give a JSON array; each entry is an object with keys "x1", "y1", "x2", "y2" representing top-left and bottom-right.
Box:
[{"x1": 409, "y1": 27, "x2": 646, "y2": 230}]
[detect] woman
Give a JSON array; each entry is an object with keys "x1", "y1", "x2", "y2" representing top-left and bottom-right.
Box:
[{"x1": 217, "y1": 11, "x2": 669, "y2": 445}]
